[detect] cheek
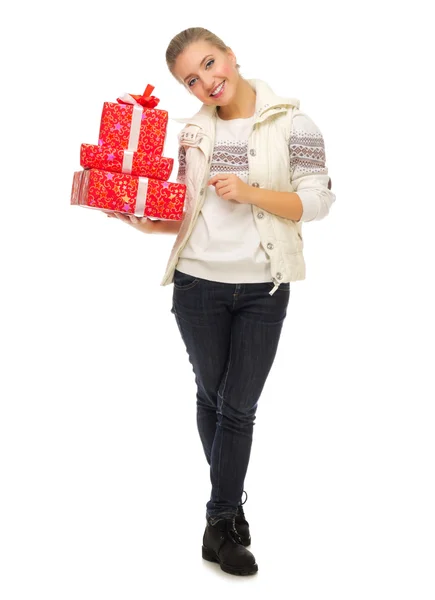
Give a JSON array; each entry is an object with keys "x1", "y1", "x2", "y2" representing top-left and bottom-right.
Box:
[{"x1": 220, "y1": 65, "x2": 233, "y2": 78}]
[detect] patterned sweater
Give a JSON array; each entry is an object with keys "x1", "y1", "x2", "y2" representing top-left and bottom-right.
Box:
[{"x1": 175, "y1": 109, "x2": 332, "y2": 284}]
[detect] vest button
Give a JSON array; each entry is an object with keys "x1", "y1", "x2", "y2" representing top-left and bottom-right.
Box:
[
  {"x1": 257, "y1": 212, "x2": 264, "y2": 219},
  {"x1": 250, "y1": 149, "x2": 256, "y2": 156},
  {"x1": 252, "y1": 182, "x2": 259, "y2": 187},
  {"x1": 200, "y1": 188, "x2": 204, "y2": 195},
  {"x1": 276, "y1": 272, "x2": 283, "y2": 280},
  {"x1": 267, "y1": 243, "x2": 274, "y2": 250}
]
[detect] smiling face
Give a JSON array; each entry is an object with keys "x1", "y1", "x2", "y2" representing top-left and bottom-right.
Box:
[{"x1": 173, "y1": 40, "x2": 239, "y2": 105}]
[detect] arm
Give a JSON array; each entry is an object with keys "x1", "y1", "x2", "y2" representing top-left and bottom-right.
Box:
[
  {"x1": 150, "y1": 219, "x2": 182, "y2": 234},
  {"x1": 110, "y1": 145, "x2": 187, "y2": 234},
  {"x1": 287, "y1": 111, "x2": 335, "y2": 222},
  {"x1": 247, "y1": 112, "x2": 335, "y2": 222},
  {"x1": 247, "y1": 188, "x2": 304, "y2": 221}
]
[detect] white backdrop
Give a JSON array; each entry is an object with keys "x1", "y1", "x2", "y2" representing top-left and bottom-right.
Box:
[{"x1": 1, "y1": 0, "x2": 434, "y2": 597}]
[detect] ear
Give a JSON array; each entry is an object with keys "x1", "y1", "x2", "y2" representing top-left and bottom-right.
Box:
[{"x1": 226, "y1": 47, "x2": 237, "y2": 65}]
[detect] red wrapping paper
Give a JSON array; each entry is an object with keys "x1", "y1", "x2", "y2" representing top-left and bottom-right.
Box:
[
  {"x1": 80, "y1": 144, "x2": 174, "y2": 180},
  {"x1": 70, "y1": 168, "x2": 185, "y2": 220},
  {"x1": 98, "y1": 102, "x2": 168, "y2": 155}
]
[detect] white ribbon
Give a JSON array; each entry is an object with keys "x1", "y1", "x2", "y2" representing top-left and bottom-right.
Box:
[
  {"x1": 71, "y1": 170, "x2": 91, "y2": 205},
  {"x1": 118, "y1": 93, "x2": 137, "y2": 104},
  {"x1": 122, "y1": 150, "x2": 134, "y2": 174},
  {"x1": 127, "y1": 104, "x2": 143, "y2": 151},
  {"x1": 135, "y1": 177, "x2": 149, "y2": 217}
]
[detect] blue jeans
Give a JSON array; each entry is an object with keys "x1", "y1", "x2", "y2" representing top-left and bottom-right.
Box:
[{"x1": 171, "y1": 268, "x2": 290, "y2": 521}]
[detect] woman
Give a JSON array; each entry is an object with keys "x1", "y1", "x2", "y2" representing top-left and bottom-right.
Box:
[{"x1": 110, "y1": 27, "x2": 335, "y2": 576}]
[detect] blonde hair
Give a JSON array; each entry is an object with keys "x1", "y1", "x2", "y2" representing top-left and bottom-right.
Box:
[{"x1": 166, "y1": 27, "x2": 241, "y2": 85}]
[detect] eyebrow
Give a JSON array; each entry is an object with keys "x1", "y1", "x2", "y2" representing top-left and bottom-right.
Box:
[{"x1": 183, "y1": 55, "x2": 212, "y2": 83}]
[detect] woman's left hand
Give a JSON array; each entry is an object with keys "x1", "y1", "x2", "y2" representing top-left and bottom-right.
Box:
[{"x1": 208, "y1": 174, "x2": 252, "y2": 204}]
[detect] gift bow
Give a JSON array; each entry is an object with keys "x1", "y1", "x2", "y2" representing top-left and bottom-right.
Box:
[{"x1": 116, "y1": 84, "x2": 160, "y2": 108}]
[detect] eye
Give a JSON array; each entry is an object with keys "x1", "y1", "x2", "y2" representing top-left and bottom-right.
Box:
[{"x1": 188, "y1": 59, "x2": 215, "y2": 87}]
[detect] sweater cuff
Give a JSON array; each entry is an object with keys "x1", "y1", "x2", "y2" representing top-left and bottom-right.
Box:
[{"x1": 296, "y1": 190, "x2": 320, "y2": 222}]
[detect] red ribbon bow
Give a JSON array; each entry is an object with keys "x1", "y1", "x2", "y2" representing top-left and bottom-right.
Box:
[{"x1": 116, "y1": 84, "x2": 160, "y2": 108}]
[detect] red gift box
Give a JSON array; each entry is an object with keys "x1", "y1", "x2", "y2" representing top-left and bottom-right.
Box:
[
  {"x1": 80, "y1": 144, "x2": 174, "y2": 180},
  {"x1": 98, "y1": 102, "x2": 168, "y2": 155},
  {"x1": 71, "y1": 168, "x2": 185, "y2": 220}
]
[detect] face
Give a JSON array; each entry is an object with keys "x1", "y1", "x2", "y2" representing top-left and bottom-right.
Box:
[{"x1": 173, "y1": 40, "x2": 239, "y2": 105}]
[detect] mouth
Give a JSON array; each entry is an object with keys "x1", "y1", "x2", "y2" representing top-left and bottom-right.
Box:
[{"x1": 210, "y1": 81, "x2": 225, "y2": 97}]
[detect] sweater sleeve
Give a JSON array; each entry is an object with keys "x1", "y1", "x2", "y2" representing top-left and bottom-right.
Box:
[
  {"x1": 289, "y1": 111, "x2": 336, "y2": 222},
  {"x1": 176, "y1": 144, "x2": 186, "y2": 185}
]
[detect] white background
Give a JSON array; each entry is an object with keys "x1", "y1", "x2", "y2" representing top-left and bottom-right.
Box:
[{"x1": 1, "y1": 0, "x2": 434, "y2": 597}]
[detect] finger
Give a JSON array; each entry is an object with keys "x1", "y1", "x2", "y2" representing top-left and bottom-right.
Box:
[
  {"x1": 208, "y1": 174, "x2": 225, "y2": 186},
  {"x1": 216, "y1": 184, "x2": 230, "y2": 196}
]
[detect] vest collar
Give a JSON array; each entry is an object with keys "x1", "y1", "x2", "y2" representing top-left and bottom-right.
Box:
[{"x1": 171, "y1": 78, "x2": 300, "y2": 128}]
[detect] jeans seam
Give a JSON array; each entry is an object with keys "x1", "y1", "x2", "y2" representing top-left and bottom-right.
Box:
[
  {"x1": 215, "y1": 326, "x2": 234, "y2": 508},
  {"x1": 218, "y1": 327, "x2": 233, "y2": 404}
]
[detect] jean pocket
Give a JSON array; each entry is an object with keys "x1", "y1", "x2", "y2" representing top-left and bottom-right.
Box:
[{"x1": 173, "y1": 269, "x2": 200, "y2": 291}]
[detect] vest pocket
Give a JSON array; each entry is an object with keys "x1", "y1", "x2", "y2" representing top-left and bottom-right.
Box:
[{"x1": 278, "y1": 218, "x2": 303, "y2": 253}]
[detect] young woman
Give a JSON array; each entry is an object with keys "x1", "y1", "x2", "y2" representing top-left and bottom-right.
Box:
[{"x1": 109, "y1": 27, "x2": 335, "y2": 576}]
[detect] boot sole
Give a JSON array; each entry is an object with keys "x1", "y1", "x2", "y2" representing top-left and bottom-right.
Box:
[{"x1": 202, "y1": 545, "x2": 258, "y2": 575}]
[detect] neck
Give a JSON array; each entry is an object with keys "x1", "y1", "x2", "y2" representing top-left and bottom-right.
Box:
[{"x1": 216, "y1": 77, "x2": 256, "y2": 120}]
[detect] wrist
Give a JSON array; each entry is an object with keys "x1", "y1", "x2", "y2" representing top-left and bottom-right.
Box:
[
  {"x1": 149, "y1": 219, "x2": 182, "y2": 234},
  {"x1": 246, "y1": 184, "x2": 259, "y2": 204}
]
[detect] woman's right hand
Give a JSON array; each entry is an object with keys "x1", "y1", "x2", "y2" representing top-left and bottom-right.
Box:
[{"x1": 105, "y1": 211, "x2": 156, "y2": 234}]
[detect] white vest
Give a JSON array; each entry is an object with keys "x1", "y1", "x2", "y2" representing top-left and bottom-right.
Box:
[{"x1": 161, "y1": 79, "x2": 312, "y2": 295}]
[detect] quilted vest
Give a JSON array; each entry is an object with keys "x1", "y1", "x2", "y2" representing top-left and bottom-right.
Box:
[{"x1": 160, "y1": 78, "x2": 306, "y2": 296}]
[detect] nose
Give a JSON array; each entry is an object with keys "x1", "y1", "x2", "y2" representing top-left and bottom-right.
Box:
[{"x1": 203, "y1": 77, "x2": 216, "y2": 95}]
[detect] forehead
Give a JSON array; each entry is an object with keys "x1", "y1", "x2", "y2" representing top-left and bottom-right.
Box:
[{"x1": 175, "y1": 40, "x2": 221, "y2": 78}]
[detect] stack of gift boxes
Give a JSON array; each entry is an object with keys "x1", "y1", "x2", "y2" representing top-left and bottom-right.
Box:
[{"x1": 70, "y1": 84, "x2": 186, "y2": 220}]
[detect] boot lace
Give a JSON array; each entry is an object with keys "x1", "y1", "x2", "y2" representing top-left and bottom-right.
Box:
[
  {"x1": 236, "y1": 490, "x2": 248, "y2": 522},
  {"x1": 219, "y1": 516, "x2": 243, "y2": 545}
]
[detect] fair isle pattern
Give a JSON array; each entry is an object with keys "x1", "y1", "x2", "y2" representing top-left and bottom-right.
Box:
[
  {"x1": 176, "y1": 113, "x2": 331, "y2": 187},
  {"x1": 288, "y1": 128, "x2": 328, "y2": 179},
  {"x1": 176, "y1": 139, "x2": 250, "y2": 182},
  {"x1": 209, "y1": 140, "x2": 249, "y2": 177},
  {"x1": 176, "y1": 145, "x2": 186, "y2": 184}
]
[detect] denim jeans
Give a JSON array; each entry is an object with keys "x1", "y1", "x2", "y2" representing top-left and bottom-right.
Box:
[{"x1": 170, "y1": 268, "x2": 290, "y2": 521}]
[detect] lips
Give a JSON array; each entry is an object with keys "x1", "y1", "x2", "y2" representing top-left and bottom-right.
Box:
[{"x1": 210, "y1": 81, "x2": 225, "y2": 96}]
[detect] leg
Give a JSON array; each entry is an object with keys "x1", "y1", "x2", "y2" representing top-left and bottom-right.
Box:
[
  {"x1": 171, "y1": 270, "x2": 233, "y2": 465},
  {"x1": 206, "y1": 281, "x2": 290, "y2": 521}
]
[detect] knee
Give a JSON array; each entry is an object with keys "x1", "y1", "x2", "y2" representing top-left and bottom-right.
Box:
[{"x1": 217, "y1": 399, "x2": 257, "y2": 430}]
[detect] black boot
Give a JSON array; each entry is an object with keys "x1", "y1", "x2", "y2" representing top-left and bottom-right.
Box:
[
  {"x1": 235, "y1": 490, "x2": 251, "y2": 547},
  {"x1": 202, "y1": 515, "x2": 258, "y2": 576}
]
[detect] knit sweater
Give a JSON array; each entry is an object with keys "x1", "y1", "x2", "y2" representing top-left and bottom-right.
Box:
[
  {"x1": 176, "y1": 111, "x2": 271, "y2": 283},
  {"x1": 175, "y1": 109, "x2": 332, "y2": 283}
]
